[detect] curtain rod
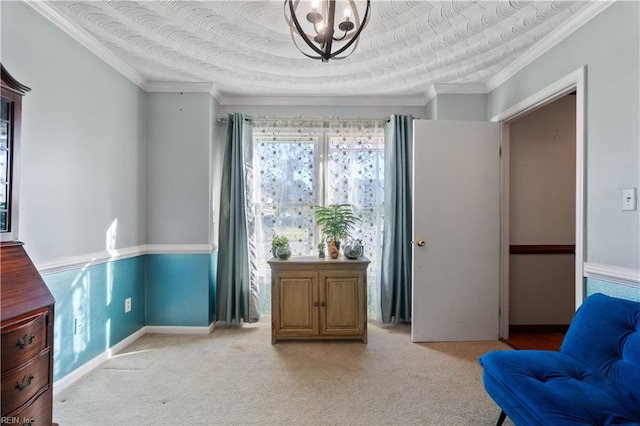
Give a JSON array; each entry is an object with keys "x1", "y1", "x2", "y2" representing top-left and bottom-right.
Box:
[{"x1": 215, "y1": 114, "x2": 420, "y2": 123}]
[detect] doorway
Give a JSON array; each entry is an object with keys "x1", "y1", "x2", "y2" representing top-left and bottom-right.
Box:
[
  {"x1": 494, "y1": 67, "x2": 587, "y2": 341},
  {"x1": 506, "y1": 94, "x2": 577, "y2": 349}
]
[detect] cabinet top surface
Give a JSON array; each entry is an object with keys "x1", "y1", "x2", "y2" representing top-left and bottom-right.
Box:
[{"x1": 268, "y1": 256, "x2": 370, "y2": 267}]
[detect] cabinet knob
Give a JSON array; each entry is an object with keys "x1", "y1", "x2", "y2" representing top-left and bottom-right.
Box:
[
  {"x1": 313, "y1": 301, "x2": 319, "y2": 307},
  {"x1": 320, "y1": 302, "x2": 326, "y2": 307}
]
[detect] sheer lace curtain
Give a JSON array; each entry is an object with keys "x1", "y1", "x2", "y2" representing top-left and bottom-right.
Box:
[{"x1": 250, "y1": 117, "x2": 385, "y2": 321}]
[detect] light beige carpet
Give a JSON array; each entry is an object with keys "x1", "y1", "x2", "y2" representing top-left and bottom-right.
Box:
[{"x1": 53, "y1": 320, "x2": 514, "y2": 425}]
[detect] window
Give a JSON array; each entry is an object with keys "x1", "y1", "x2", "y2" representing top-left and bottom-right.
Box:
[
  {"x1": 0, "y1": 98, "x2": 11, "y2": 233},
  {"x1": 252, "y1": 120, "x2": 385, "y2": 320}
]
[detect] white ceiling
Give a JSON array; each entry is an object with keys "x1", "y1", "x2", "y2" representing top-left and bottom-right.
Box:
[{"x1": 30, "y1": 1, "x2": 609, "y2": 104}]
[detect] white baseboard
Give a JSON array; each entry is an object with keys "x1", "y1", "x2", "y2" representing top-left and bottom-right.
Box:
[
  {"x1": 53, "y1": 322, "x2": 217, "y2": 395},
  {"x1": 584, "y1": 262, "x2": 640, "y2": 288},
  {"x1": 53, "y1": 327, "x2": 147, "y2": 395},
  {"x1": 146, "y1": 322, "x2": 215, "y2": 335}
]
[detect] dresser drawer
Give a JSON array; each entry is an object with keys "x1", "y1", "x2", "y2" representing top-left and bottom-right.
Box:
[
  {"x1": 1, "y1": 311, "x2": 48, "y2": 372},
  {"x1": 1, "y1": 350, "x2": 50, "y2": 415},
  {"x1": 4, "y1": 387, "x2": 53, "y2": 425}
]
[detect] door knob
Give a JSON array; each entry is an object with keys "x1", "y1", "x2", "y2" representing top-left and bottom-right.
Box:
[{"x1": 416, "y1": 239, "x2": 426, "y2": 247}]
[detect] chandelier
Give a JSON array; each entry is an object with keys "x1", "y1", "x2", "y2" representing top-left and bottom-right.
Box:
[{"x1": 284, "y1": 0, "x2": 371, "y2": 62}]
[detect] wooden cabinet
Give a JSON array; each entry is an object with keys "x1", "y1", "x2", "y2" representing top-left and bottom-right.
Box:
[
  {"x1": 269, "y1": 256, "x2": 369, "y2": 343},
  {"x1": 1, "y1": 65, "x2": 55, "y2": 425},
  {"x1": 1, "y1": 242, "x2": 55, "y2": 425}
]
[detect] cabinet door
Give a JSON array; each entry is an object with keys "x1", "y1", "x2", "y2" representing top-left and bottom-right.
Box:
[
  {"x1": 320, "y1": 271, "x2": 366, "y2": 336},
  {"x1": 273, "y1": 271, "x2": 318, "y2": 338}
]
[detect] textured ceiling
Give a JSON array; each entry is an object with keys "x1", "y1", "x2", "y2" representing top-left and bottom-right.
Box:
[{"x1": 39, "y1": 1, "x2": 596, "y2": 101}]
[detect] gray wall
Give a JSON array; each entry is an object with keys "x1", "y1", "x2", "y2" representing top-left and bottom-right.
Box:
[
  {"x1": 146, "y1": 92, "x2": 213, "y2": 245},
  {"x1": 489, "y1": 1, "x2": 640, "y2": 270},
  {"x1": 210, "y1": 96, "x2": 222, "y2": 246},
  {"x1": 1, "y1": 1, "x2": 147, "y2": 263},
  {"x1": 431, "y1": 94, "x2": 488, "y2": 121}
]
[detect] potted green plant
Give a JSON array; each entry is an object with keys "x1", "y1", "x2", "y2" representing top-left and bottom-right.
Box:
[
  {"x1": 317, "y1": 239, "x2": 325, "y2": 258},
  {"x1": 314, "y1": 203, "x2": 361, "y2": 252},
  {"x1": 271, "y1": 234, "x2": 291, "y2": 260}
]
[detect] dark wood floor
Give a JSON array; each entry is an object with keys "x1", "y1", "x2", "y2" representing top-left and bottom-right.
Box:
[{"x1": 504, "y1": 332, "x2": 565, "y2": 351}]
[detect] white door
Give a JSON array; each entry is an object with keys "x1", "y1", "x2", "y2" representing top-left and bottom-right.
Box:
[{"x1": 412, "y1": 120, "x2": 500, "y2": 342}]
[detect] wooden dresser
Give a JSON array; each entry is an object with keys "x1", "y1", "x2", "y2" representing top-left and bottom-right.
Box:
[
  {"x1": 1, "y1": 65, "x2": 56, "y2": 424},
  {"x1": 269, "y1": 256, "x2": 369, "y2": 344},
  {"x1": 1, "y1": 242, "x2": 55, "y2": 425}
]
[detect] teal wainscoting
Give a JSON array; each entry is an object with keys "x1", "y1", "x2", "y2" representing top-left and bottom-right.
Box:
[
  {"x1": 585, "y1": 277, "x2": 640, "y2": 302},
  {"x1": 43, "y1": 256, "x2": 146, "y2": 382},
  {"x1": 145, "y1": 254, "x2": 211, "y2": 326}
]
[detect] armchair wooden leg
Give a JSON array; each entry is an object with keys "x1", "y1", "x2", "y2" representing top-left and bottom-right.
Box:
[{"x1": 496, "y1": 410, "x2": 507, "y2": 426}]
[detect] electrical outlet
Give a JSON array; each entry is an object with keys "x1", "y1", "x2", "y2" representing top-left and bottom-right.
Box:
[
  {"x1": 74, "y1": 316, "x2": 84, "y2": 335},
  {"x1": 125, "y1": 297, "x2": 132, "y2": 313}
]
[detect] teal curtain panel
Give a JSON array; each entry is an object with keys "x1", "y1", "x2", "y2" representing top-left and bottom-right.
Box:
[
  {"x1": 216, "y1": 113, "x2": 260, "y2": 323},
  {"x1": 380, "y1": 114, "x2": 413, "y2": 324}
]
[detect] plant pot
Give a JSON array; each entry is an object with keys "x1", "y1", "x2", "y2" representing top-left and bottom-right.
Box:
[
  {"x1": 327, "y1": 241, "x2": 340, "y2": 259},
  {"x1": 275, "y1": 246, "x2": 291, "y2": 260},
  {"x1": 344, "y1": 243, "x2": 363, "y2": 259}
]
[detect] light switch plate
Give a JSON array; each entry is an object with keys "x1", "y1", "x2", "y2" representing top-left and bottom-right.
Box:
[{"x1": 622, "y1": 187, "x2": 637, "y2": 211}]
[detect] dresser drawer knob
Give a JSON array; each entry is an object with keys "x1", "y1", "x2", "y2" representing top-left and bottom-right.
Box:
[
  {"x1": 16, "y1": 374, "x2": 34, "y2": 391},
  {"x1": 16, "y1": 333, "x2": 36, "y2": 349}
]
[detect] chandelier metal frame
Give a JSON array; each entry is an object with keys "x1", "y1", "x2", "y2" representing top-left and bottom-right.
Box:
[{"x1": 284, "y1": 0, "x2": 371, "y2": 62}]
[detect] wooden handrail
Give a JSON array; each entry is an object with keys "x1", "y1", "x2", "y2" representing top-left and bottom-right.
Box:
[{"x1": 510, "y1": 245, "x2": 575, "y2": 255}]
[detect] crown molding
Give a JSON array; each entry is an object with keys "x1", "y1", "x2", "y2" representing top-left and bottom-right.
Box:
[
  {"x1": 152, "y1": 83, "x2": 221, "y2": 104},
  {"x1": 209, "y1": 85, "x2": 222, "y2": 104},
  {"x1": 26, "y1": 1, "x2": 146, "y2": 88},
  {"x1": 215, "y1": 94, "x2": 429, "y2": 107},
  {"x1": 433, "y1": 83, "x2": 488, "y2": 95},
  {"x1": 486, "y1": 1, "x2": 614, "y2": 92},
  {"x1": 143, "y1": 81, "x2": 214, "y2": 93},
  {"x1": 424, "y1": 85, "x2": 437, "y2": 104}
]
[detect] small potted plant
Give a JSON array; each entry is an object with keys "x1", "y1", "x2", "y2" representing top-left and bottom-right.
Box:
[
  {"x1": 344, "y1": 239, "x2": 364, "y2": 259},
  {"x1": 271, "y1": 234, "x2": 291, "y2": 260},
  {"x1": 314, "y1": 203, "x2": 361, "y2": 255},
  {"x1": 317, "y1": 239, "x2": 325, "y2": 258}
]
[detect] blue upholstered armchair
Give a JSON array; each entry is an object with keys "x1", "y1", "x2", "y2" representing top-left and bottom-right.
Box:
[{"x1": 479, "y1": 293, "x2": 640, "y2": 426}]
